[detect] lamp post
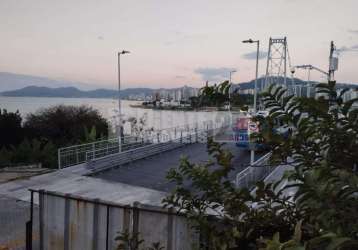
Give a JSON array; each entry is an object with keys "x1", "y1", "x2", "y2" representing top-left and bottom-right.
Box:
[
  {"x1": 242, "y1": 39, "x2": 260, "y2": 164},
  {"x1": 117, "y1": 50, "x2": 130, "y2": 149},
  {"x1": 229, "y1": 70, "x2": 236, "y2": 111}
]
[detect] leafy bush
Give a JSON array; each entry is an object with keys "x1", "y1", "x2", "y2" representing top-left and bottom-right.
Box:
[
  {"x1": 163, "y1": 81, "x2": 358, "y2": 249},
  {"x1": 0, "y1": 138, "x2": 57, "y2": 168},
  {"x1": 23, "y1": 105, "x2": 109, "y2": 146},
  {"x1": 0, "y1": 147, "x2": 13, "y2": 167},
  {"x1": 115, "y1": 230, "x2": 165, "y2": 250},
  {"x1": 0, "y1": 105, "x2": 108, "y2": 168}
]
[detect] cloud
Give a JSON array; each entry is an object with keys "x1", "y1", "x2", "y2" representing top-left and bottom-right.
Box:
[
  {"x1": 242, "y1": 51, "x2": 268, "y2": 60},
  {"x1": 164, "y1": 32, "x2": 208, "y2": 46},
  {"x1": 194, "y1": 67, "x2": 237, "y2": 81},
  {"x1": 348, "y1": 29, "x2": 358, "y2": 35},
  {"x1": 97, "y1": 36, "x2": 104, "y2": 40},
  {"x1": 337, "y1": 44, "x2": 358, "y2": 53}
]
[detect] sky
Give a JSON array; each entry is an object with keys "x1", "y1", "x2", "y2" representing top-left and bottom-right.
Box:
[{"x1": 1, "y1": 0, "x2": 358, "y2": 89}]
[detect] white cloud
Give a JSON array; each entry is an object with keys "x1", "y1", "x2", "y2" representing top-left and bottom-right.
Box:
[
  {"x1": 242, "y1": 51, "x2": 268, "y2": 60},
  {"x1": 194, "y1": 67, "x2": 237, "y2": 81}
]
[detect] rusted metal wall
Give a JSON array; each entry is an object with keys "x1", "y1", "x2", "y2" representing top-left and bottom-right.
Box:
[{"x1": 37, "y1": 190, "x2": 197, "y2": 250}]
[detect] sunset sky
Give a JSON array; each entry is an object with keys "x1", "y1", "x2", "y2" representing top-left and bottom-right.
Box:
[{"x1": 1, "y1": 0, "x2": 358, "y2": 89}]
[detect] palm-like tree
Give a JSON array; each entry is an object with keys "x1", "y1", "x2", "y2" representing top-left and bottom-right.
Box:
[{"x1": 199, "y1": 80, "x2": 231, "y2": 107}]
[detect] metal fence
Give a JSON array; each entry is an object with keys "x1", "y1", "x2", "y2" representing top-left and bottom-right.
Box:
[
  {"x1": 26, "y1": 189, "x2": 198, "y2": 250},
  {"x1": 0, "y1": 195, "x2": 39, "y2": 250},
  {"x1": 58, "y1": 120, "x2": 230, "y2": 169},
  {"x1": 235, "y1": 152, "x2": 273, "y2": 189}
]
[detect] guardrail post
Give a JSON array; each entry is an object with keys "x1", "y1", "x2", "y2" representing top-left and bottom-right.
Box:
[{"x1": 75, "y1": 148, "x2": 79, "y2": 165}]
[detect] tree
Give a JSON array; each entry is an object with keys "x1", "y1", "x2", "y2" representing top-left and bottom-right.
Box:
[
  {"x1": 0, "y1": 147, "x2": 13, "y2": 167},
  {"x1": 164, "y1": 138, "x2": 300, "y2": 249},
  {"x1": 0, "y1": 109, "x2": 24, "y2": 148},
  {"x1": 258, "y1": 82, "x2": 358, "y2": 244},
  {"x1": 230, "y1": 92, "x2": 254, "y2": 109},
  {"x1": 163, "y1": 81, "x2": 358, "y2": 249},
  {"x1": 189, "y1": 96, "x2": 201, "y2": 109},
  {"x1": 199, "y1": 81, "x2": 230, "y2": 107},
  {"x1": 23, "y1": 105, "x2": 109, "y2": 147},
  {"x1": 126, "y1": 114, "x2": 153, "y2": 138},
  {"x1": 198, "y1": 81, "x2": 254, "y2": 109}
]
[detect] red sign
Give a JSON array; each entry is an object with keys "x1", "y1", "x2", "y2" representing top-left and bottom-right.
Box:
[{"x1": 236, "y1": 118, "x2": 249, "y2": 130}]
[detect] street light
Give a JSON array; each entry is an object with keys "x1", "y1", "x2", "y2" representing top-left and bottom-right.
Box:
[
  {"x1": 242, "y1": 39, "x2": 259, "y2": 112},
  {"x1": 243, "y1": 39, "x2": 260, "y2": 165},
  {"x1": 117, "y1": 50, "x2": 130, "y2": 149},
  {"x1": 229, "y1": 70, "x2": 236, "y2": 111}
]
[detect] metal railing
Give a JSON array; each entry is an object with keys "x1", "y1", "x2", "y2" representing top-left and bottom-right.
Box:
[
  {"x1": 235, "y1": 152, "x2": 273, "y2": 189},
  {"x1": 84, "y1": 127, "x2": 216, "y2": 174},
  {"x1": 58, "y1": 120, "x2": 229, "y2": 169}
]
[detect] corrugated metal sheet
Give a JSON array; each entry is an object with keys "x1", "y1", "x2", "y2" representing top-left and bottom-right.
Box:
[{"x1": 37, "y1": 190, "x2": 198, "y2": 250}]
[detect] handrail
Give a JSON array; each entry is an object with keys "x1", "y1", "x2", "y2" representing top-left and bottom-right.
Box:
[
  {"x1": 58, "y1": 120, "x2": 229, "y2": 169},
  {"x1": 85, "y1": 130, "x2": 212, "y2": 174},
  {"x1": 235, "y1": 152, "x2": 273, "y2": 189}
]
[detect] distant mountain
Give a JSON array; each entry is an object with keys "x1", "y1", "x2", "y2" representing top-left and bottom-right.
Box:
[
  {"x1": 1, "y1": 72, "x2": 356, "y2": 99},
  {"x1": 0, "y1": 86, "x2": 155, "y2": 98},
  {"x1": 0, "y1": 72, "x2": 102, "y2": 92},
  {"x1": 234, "y1": 76, "x2": 357, "y2": 90}
]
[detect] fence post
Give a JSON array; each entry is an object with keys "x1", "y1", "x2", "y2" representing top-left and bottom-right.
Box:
[
  {"x1": 132, "y1": 202, "x2": 140, "y2": 237},
  {"x1": 64, "y1": 194, "x2": 71, "y2": 250},
  {"x1": 26, "y1": 191, "x2": 34, "y2": 250},
  {"x1": 92, "y1": 199, "x2": 100, "y2": 250},
  {"x1": 92, "y1": 142, "x2": 95, "y2": 156},
  {"x1": 195, "y1": 127, "x2": 198, "y2": 143},
  {"x1": 167, "y1": 207, "x2": 174, "y2": 250},
  {"x1": 123, "y1": 205, "x2": 131, "y2": 233},
  {"x1": 39, "y1": 190, "x2": 44, "y2": 250},
  {"x1": 58, "y1": 150, "x2": 61, "y2": 169},
  {"x1": 180, "y1": 131, "x2": 183, "y2": 143},
  {"x1": 106, "y1": 206, "x2": 110, "y2": 250},
  {"x1": 206, "y1": 124, "x2": 209, "y2": 141}
]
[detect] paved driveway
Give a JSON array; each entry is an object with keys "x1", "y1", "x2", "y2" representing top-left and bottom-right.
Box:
[{"x1": 94, "y1": 143, "x2": 262, "y2": 192}]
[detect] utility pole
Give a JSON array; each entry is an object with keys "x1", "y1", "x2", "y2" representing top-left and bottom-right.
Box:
[
  {"x1": 229, "y1": 70, "x2": 236, "y2": 111},
  {"x1": 328, "y1": 41, "x2": 338, "y2": 82},
  {"x1": 254, "y1": 40, "x2": 259, "y2": 112},
  {"x1": 243, "y1": 39, "x2": 260, "y2": 165},
  {"x1": 117, "y1": 50, "x2": 130, "y2": 150}
]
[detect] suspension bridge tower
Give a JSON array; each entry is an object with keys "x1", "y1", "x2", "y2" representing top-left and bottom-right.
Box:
[{"x1": 264, "y1": 37, "x2": 293, "y2": 90}]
